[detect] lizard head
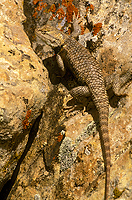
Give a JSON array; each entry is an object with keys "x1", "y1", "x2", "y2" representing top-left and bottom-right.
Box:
[{"x1": 35, "y1": 25, "x2": 67, "y2": 48}]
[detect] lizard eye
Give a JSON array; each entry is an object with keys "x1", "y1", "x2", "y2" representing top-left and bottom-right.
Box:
[
  {"x1": 42, "y1": 31, "x2": 46, "y2": 34},
  {"x1": 38, "y1": 29, "x2": 46, "y2": 34}
]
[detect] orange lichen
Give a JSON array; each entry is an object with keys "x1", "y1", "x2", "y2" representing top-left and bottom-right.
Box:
[
  {"x1": 56, "y1": 8, "x2": 65, "y2": 20},
  {"x1": 49, "y1": 15, "x2": 53, "y2": 21},
  {"x1": 42, "y1": 2, "x2": 48, "y2": 8},
  {"x1": 62, "y1": 0, "x2": 73, "y2": 7},
  {"x1": 68, "y1": 27, "x2": 71, "y2": 35},
  {"x1": 49, "y1": 4, "x2": 56, "y2": 13},
  {"x1": 32, "y1": 1, "x2": 79, "y2": 26},
  {"x1": 32, "y1": 1, "x2": 82, "y2": 35},
  {"x1": 62, "y1": 0, "x2": 78, "y2": 23},
  {"x1": 53, "y1": 156, "x2": 56, "y2": 160},
  {"x1": 22, "y1": 109, "x2": 31, "y2": 130},
  {"x1": 37, "y1": 4, "x2": 43, "y2": 11},
  {"x1": 90, "y1": 4, "x2": 94, "y2": 11},
  {"x1": 60, "y1": 29, "x2": 64, "y2": 32},
  {"x1": 66, "y1": 2, "x2": 78, "y2": 23},
  {"x1": 81, "y1": 25, "x2": 85, "y2": 35},
  {"x1": 37, "y1": 2, "x2": 47, "y2": 11},
  {"x1": 33, "y1": 2, "x2": 48, "y2": 17},
  {"x1": 33, "y1": 11, "x2": 38, "y2": 18},
  {"x1": 78, "y1": 12, "x2": 81, "y2": 18},
  {"x1": 86, "y1": 3, "x2": 94, "y2": 12},
  {"x1": 92, "y1": 23, "x2": 102, "y2": 36},
  {"x1": 57, "y1": 132, "x2": 64, "y2": 142},
  {"x1": 47, "y1": 4, "x2": 57, "y2": 20},
  {"x1": 49, "y1": 14, "x2": 56, "y2": 21},
  {"x1": 33, "y1": 0, "x2": 40, "y2": 5},
  {"x1": 86, "y1": 6, "x2": 89, "y2": 12}
]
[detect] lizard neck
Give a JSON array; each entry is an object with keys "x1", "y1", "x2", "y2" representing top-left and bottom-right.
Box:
[{"x1": 53, "y1": 35, "x2": 73, "y2": 54}]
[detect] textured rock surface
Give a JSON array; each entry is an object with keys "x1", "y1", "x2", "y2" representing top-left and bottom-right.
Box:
[
  {"x1": 0, "y1": 0, "x2": 132, "y2": 200},
  {"x1": 0, "y1": 0, "x2": 50, "y2": 193}
]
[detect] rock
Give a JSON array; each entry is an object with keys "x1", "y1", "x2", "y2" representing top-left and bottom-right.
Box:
[
  {"x1": 0, "y1": 0, "x2": 132, "y2": 200},
  {"x1": 0, "y1": 0, "x2": 49, "y2": 193}
]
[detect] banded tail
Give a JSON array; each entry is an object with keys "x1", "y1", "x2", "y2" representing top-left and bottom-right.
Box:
[{"x1": 98, "y1": 106, "x2": 110, "y2": 200}]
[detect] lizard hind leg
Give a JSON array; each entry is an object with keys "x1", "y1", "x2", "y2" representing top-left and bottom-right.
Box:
[
  {"x1": 64, "y1": 86, "x2": 91, "y2": 117},
  {"x1": 70, "y1": 86, "x2": 91, "y2": 114},
  {"x1": 70, "y1": 86, "x2": 91, "y2": 100}
]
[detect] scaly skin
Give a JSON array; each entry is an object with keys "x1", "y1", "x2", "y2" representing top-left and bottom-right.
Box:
[{"x1": 35, "y1": 25, "x2": 110, "y2": 199}]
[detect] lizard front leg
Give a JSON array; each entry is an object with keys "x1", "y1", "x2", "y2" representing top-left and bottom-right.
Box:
[
  {"x1": 70, "y1": 86, "x2": 90, "y2": 102},
  {"x1": 56, "y1": 54, "x2": 66, "y2": 77}
]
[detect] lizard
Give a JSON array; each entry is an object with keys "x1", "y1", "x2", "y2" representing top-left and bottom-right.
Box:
[{"x1": 35, "y1": 23, "x2": 131, "y2": 199}]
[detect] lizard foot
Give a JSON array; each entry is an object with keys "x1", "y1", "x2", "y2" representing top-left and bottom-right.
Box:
[{"x1": 64, "y1": 104, "x2": 87, "y2": 117}]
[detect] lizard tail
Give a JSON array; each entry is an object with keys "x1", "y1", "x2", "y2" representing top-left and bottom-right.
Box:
[{"x1": 98, "y1": 107, "x2": 110, "y2": 200}]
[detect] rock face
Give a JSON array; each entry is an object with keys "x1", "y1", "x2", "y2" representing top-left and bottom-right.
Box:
[
  {"x1": 0, "y1": 0, "x2": 50, "y2": 195},
  {"x1": 0, "y1": 0, "x2": 132, "y2": 200}
]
